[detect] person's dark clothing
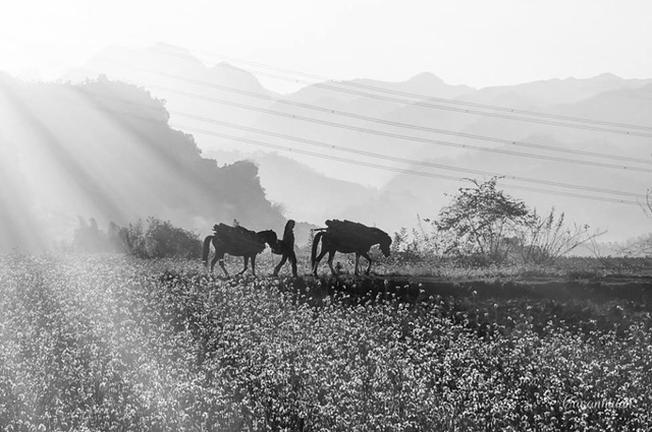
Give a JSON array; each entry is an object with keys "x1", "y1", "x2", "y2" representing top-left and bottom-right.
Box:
[{"x1": 273, "y1": 220, "x2": 298, "y2": 276}]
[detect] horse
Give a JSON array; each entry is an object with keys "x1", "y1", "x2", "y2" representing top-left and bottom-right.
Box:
[
  {"x1": 202, "y1": 223, "x2": 277, "y2": 277},
  {"x1": 311, "y1": 219, "x2": 392, "y2": 276}
]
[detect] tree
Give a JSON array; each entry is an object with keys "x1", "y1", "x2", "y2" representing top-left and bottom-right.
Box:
[{"x1": 431, "y1": 177, "x2": 532, "y2": 264}]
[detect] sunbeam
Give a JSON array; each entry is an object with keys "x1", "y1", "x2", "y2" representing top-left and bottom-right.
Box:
[{"x1": 0, "y1": 81, "x2": 127, "y2": 223}]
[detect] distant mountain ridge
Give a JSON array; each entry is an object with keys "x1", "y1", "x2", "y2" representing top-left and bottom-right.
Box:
[{"x1": 469, "y1": 72, "x2": 652, "y2": 107}]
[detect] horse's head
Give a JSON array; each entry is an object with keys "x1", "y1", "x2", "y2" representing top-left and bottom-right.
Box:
[
  {"x1": 257, "y1": 230, "x2": 278, "y2": 247},
  {"x1": 379, "y1": 233, "x2": 392, "y2": 257}
]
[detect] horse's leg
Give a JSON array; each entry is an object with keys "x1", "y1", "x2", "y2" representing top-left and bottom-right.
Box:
[
  {"x1": 220, "y1": 259, "x2": 230, "y2": 277},
  {"x1": 210, "y1": 252, "x2": 221, "y2": 273},
  {"x1": 354, "y1": 253, "x2": 360, "y2": 276},
  {"x1": 362, "y1": 252, "x2": 373, "y2": 275},
  {"x1": 273, "y1": 255, "x2": 287, "y2": 276},
  {"x1": 313, "y1": 249, "x2": 328, "y2": 276},
  {"x1": 215, "y1": 251, "x2": 228, "y2": 277},
  {"x1": 251, "y1": 255, "x2": 257, "y2": 277},
  {"x1": 327, "y1": 250, "x2": 337, "y2": 275},
  {"x1": 237, "y1": 256, "x2": 249, "y2": 275}
]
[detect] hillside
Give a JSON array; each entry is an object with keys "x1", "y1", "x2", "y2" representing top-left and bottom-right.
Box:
[
  {"x1": 0, "y1": 74, "x2": 285, "y2": 250},
  {"x1": 205, "y1": 149, "x2": 376, "y2": 223}
]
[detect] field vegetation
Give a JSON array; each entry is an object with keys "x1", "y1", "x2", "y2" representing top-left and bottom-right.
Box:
[{"x1": 1, "y1": 254, "x2": 651, "y2": 431}]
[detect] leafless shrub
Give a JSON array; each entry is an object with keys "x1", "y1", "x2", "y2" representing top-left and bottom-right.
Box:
[
  {"x1": 621, "y1": 189, "x2": 652, "y2": 257},
  {"x1": 518, "y1": 208, "x2": 605, "y2": 264}
]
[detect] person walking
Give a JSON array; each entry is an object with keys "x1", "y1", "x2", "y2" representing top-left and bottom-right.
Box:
[{"x1": 272, "y1": 219, "x2": 298, "y2": 277}]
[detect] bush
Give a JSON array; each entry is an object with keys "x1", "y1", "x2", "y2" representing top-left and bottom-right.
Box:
[
  {"x1": 517, "y1": 208, "x2": 603, "y2": 264},
  {"x1": 421, "y1": 178, "x2": 600, "y2": 266},
  {"x1": 430, "y1": 177, "x2": 532, "y2": 264},
  {"x1": 624, "y1": 189, "x2": 652, "y2": 256},
  {"x1": 391, "y1": 224, "x2": 438, "y2": 260},
  {"x1": 619, "y1": 234, "x2": 652, "y2": 257},
  {"x1": 123, "y1": 217, "x2": 202, "y2": 259}
]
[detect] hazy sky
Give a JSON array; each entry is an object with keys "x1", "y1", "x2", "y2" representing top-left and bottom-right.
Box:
[{"x1": 1, "y1": 0, "x2": 651, "y2": 91}]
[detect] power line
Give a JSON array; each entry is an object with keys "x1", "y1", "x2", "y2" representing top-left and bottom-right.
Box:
[
  {"x1": 170, "y1": 112, "x2": 645, "y2": 199},
  {"x1": 79, "y1": 89, "x2": 647, "y2": 200},
  {"x1": 176, "y1": 127, "x2": 642, "y2": 206},
  {"x1": 154, "y1": 45, "x2": 652, "y2": 137},
  {"x1": 78, "y1": 90, "x2": 645, "y2": 206},
  {"x1": 146, "y1": 84, "x2": 652, "y2": 174}
]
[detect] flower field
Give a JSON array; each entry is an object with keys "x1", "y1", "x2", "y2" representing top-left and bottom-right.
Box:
[{"x1": 1, "y1": 254, "x2": 651, "y2": 431}]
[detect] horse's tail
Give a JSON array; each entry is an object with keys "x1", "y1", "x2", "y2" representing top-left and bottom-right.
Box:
[
  {"x1": 311, "y1": 231, "x2": 324, "y2": 268},
  {"x1": 202, "y1": 235, "x2": 214, "y2": 265}
]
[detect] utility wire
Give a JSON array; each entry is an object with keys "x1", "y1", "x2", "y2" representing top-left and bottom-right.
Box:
[
  {"x1": 78, "y1": 88, "x2": 647, "y2": 200},
  {"x1": 145, "y1": 83, "x2": 652, "y2": 174},
  {"x1": 171, "y1": 112, "x2": 644, "y2": 199},
  {"x1": 79, "y1": 89, "x2": 646, "y2": 206},
  {"x1": 178, "y1": 126, "x2": 642, "y2": 206}
]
